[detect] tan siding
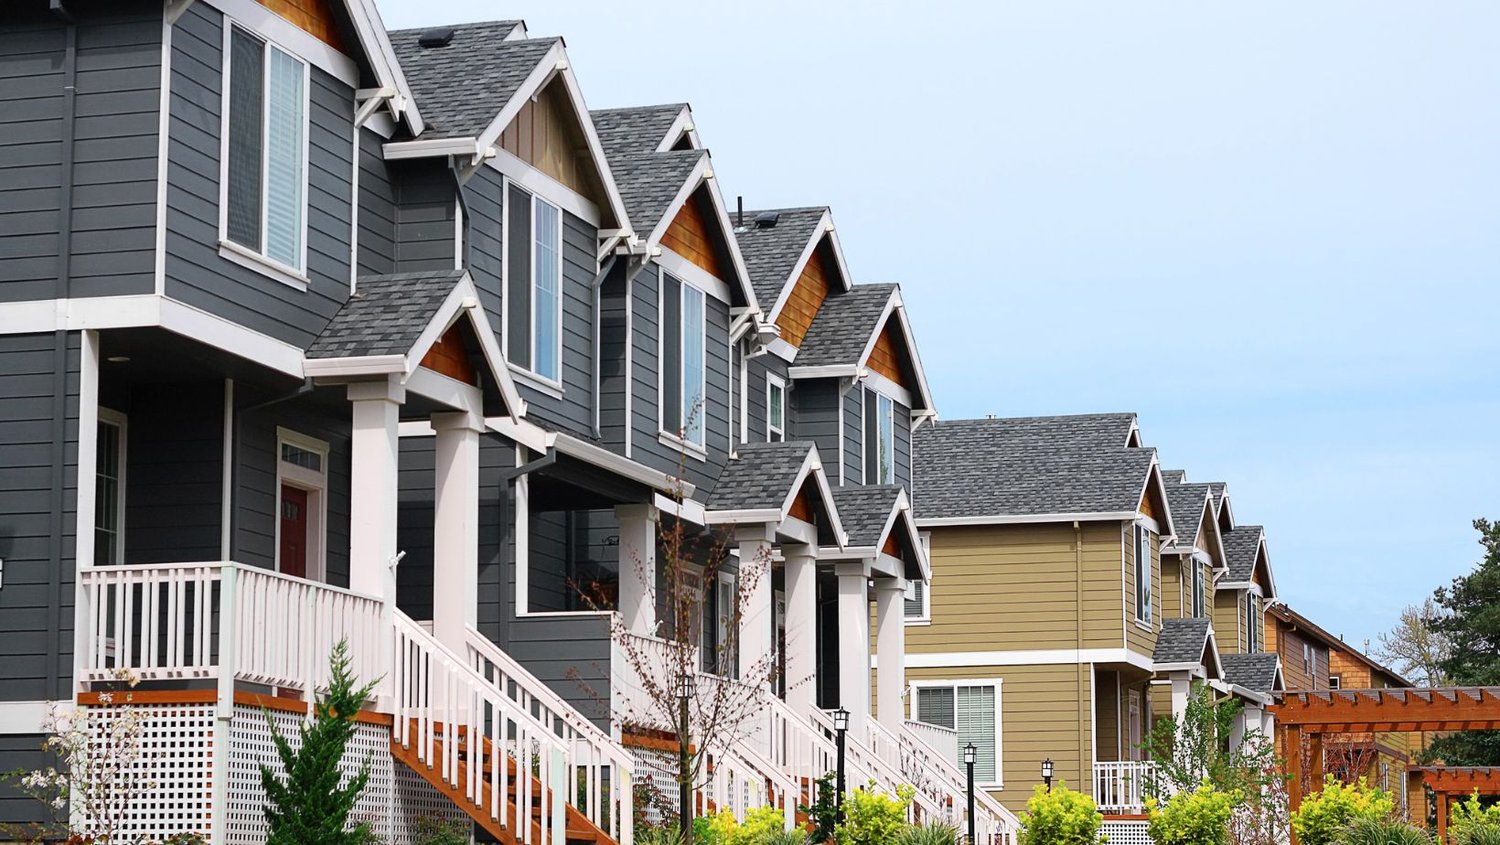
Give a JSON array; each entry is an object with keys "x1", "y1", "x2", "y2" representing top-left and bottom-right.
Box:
[
  {"x1": 1123, "y1": 527, "x2": 1160, "y2": 657},
  {"x1": 1213, "y1": 590, "x2": 1244, "y2": 653},
  {"x1": 1160, "y1": 555, "x2": 1184, "y2": 621},
  {"x1": 1095, "y1": 671, "x2": 1121, "y2": 762},
  {"x1": 907, "y1": 663, "x2": 1093, "y2": 816},
  {"x1": 911, "y1": 522, "x2": 1125, "y2": 654}
]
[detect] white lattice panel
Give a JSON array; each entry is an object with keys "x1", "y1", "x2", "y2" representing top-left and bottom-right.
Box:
[
  {"x1": 79, "y1": 701, "x2": 215, "y2": 841},
  {"x1": 629, "y1": 745, "x2": 679, "y2": 825},
  {"x1": 1103, "y1": 819, "x2": 1154, "y2": 845},
  {"x1": 391, "y1": 762, "x2": 470, "y2": 845}
]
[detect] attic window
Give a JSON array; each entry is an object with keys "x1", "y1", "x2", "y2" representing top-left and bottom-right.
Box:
[
  {"x1": 753, "y1": 211, "x2": 780, "y2": 229},
  {"x1": 418, "y1": 27, "x2": 455, "y2": 48}
]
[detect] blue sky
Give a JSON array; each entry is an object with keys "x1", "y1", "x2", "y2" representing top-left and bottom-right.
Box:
[{"x1": 382, "y1": 1, "x2": 1500, "y2": 652}]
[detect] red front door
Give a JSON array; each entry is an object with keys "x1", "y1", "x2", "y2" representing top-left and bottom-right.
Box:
[{"x1": 279, "y1": 485, "x2": 308, "y2": 579}]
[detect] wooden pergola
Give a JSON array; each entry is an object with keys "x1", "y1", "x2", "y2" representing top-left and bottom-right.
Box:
[
  {"x1": 1274, "y1": 688, "x2": 1500, "y2": 842},
  {"x1": 1408, "y1": 767, "x2": 1500, "y2": 843}
]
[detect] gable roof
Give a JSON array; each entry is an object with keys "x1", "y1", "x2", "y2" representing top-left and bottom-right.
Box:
[
  {"x1": 1268, "y1": 604, "x2": 1415, "y2": 688},
  {"x1": 789, "y1": 283, "x2": 936, "y2": 412},
  {"x1": 1154, "y1": 617, "x2": 1221, "y2": 677},
  {"x1": 388, "y1": 23, "x2": 538, "y2": 140},
  {"x1": 1220, "y1": 653, "x2": 1284, "y2": 694},
  {"x1": 823, "y1": 485, "x2": 929, "y2": 582},
  {"x1": 609, "y1": 149, "x2": 705, "y2": 246},
  {"x1": 704, "y1": 441, "x2": 846, "y2": 546},
  {"x1": 591, "y1": 104, "x2": 691, "y2": 160},
  {"x1": 913, "y1": 413, "x2": 1171, "y2": 528},
  {"x1": 1222, "y1": 525, "x2": 1263, "y2": 580},
  {"x1": 330, "y1": 0, "x2": 427, "y2": 133},
  {"x1": 732, "y1": 207, "x2": 851, "y2": 314},
  {"x1": 1162, "y1": 473, "x2": 1222, "y2": 557}
]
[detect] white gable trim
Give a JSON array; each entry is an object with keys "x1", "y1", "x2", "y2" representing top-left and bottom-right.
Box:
[
  {"x1": 848, "y1": 289, "x2": 936, "y2": 413},
  {"x1": 916, "y1": 511, "x2": 1139, "y2": 528},
  {"x1": 639, "y1": 155, "x2": 759, "y2": 311},
  {"x1": 766, "y1": 211, "x2": 852, "y2": 324},
  {"x1": 345, "y1": 0, "x2": 422, "y2": 132},
  {"x1": 1137, "y1": 459, "x2": 1177, "y2": 541},
  {"x1": 657, "y1": 105, "x2": 700, "y2": 151},
  {"x1": 208, "y1": 0, "x2": 356, "y2": 85}
]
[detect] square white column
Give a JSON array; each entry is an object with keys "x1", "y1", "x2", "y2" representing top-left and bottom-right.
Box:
[
  {"x1": 614, "y1": 503, "x2": 659, "y2": 636},
  {"x1": 782, "y1": 543, "x2": 818, "y2": 714},
  {"x1": 874, "y1": 576, "x2": 907, "y2": 733},
  {"x1": 1170, "y1": 670, "x2": 1192, "y2": 721},
  {"x1": 737, "y1": 523, "x2": 776, "y2": 687},
  {"x1": 431, "y1": 410, "x2": 483, "y2": 652},
  {"x1": 836, "y1": 561, "x2": 871, "y2": 735},
  {"x1": 348, "y1": 377, "x2": 404, "y2": 599}
]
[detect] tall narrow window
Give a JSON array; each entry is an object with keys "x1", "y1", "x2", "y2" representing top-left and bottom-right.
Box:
[
  {"x1": 863, "y1": 390, "x2": 896, "y2": 484},
  {"x1": 661, "y1": 274, "x2": 706, "y2": 447},
  {"x1": 94, "y1": 409, "x2": 127, "y2": 566},
  {"x1": 225, "y1": 26, "x2": 305, "y2": 270},
  {"x1": 532, "y1": 198, "x2": 562, "y2": 381},
  {"x1": 916, "y1": 684, "x2": 999, "y2": 783},
  {"x1": 681, "y1": 284, "x2": 705, "y2": 445},
  {"x1": 1134, "y1": 523, "x2": 1152, "y2": 623},
  {"x1": 1191, "y1": 560, "x2": 1206, "y2": 617},
  {"x1": 1246, "y1": 594, "x2": 1262, "y2": 651},
  {"x1": 767, "y1": 374, "x2": 786, "y2": 442}
]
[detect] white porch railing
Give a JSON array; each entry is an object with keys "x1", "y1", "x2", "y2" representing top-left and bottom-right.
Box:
[
  {"x1": 1094, "y1": 761, "x2": 1160, "y2": 814},
  {"x1": 905, "y1": 719, "x2": 959, "y2": 763},
  {"x1": 77, "y1": 561, "x2": 384, "y2": 692},
  {"x1": 467, "y1": 628, "x2": 634, "y2": 845},
  {"x1": 806, "y1": 709, "x2": 956, "y2": 828},
  {"x1": 888, "y1": 720, "x2": 1021, "y2": 845}
]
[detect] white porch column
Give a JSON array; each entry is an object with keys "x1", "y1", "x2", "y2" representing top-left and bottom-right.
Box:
[
  {"x1": 348, "y1": 377, "x2": 403, "y2": 705},
  {"x1": 431, "y1": 411, "x2": 483, "y2": 653},
  {"x1": 615, "y1": 504, "x2": 659, "y2": 636},
  {"x1": 1169, "y1": 670, "x2": 1192, "y2": 722},
  {"x1": 836, "y1": 561, "x2": 871, "y2": 735},
  {"x1": 1233, "y1": 703, "x2": 1263, "y2": 751},
  {"x1": 874, "y1": 576, "x2": 907, "y2": 733},
  {"x1": 737, "y1": 523, "x2": 776, "y2": 686},
  {"x1": 783, "y1": 543, "x2": 818, "y2": 714}
]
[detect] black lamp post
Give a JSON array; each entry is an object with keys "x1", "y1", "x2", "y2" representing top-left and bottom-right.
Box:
[
  {"x1": 1042, "y1": 758, "x2": 1054, "y2": 793},
  {"x1": 833, "y1": 707, "x2": 850, "y2": 823},
  {"x1": 679, "y1": 673, "x2": 695, "y2": 842},
  {"x1": 964, "y1": 742, "x2": 977, "y2": 845}
]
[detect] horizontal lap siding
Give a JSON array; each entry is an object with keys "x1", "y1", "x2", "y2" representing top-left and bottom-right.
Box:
[
  {"x1": 598, "y1": 264, "x2": 629, "y2": 452},
  {"x1": 895, "y1": 398, "x2": 912, "y2": 491},
  {"x1": 1213, "y1": 590, "x2": 1243, "y2": 653},
  {"x1": 843, "y1": 388, "x2": 863, "y2": 485},
  {"x1": 461, "y1": 167, "x2": 503, "y2": 333},
  {"x1": 789, "y1": 378, "x2": 840, "y2": 483},
  {"x1": 1124, "y1": 527, "x2": 1159, "y2": 657},
  {"x1": 516, "y1": 211, "x2": 599, "y2": 439},
  {"x1": 0, "y1": 7, "x2": 159, "y2": 301},
  {"x1": 392, "y1": 159, "x2": 456, "y2": 272},
  {"x1": 0, "y1": 334, "x2": 79, "y2": 702},
  {"x1": 507, "y1": 613, "x2": 613, "y2": 733},
  {"x1": 0, "y1": 734, "x2": 51, "y2": 829},
  {"x1": 745, "y1": 355, "x2": 790, "y2": 445},
  {"x1": 909, "y1": 523, "x2": 1124, "y2": 653},
  {"x1": 164, "y1": 4, "x2": 353, "y2": 349},
  {"x1": 355, "y1": 127, "x2": 394, "y2": 276},
  {"x1": 116, "y1": 382, "x2": 223, "y2": 563}
]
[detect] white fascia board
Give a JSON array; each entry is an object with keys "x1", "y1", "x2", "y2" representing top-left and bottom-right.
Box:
[
  {"x1": 822, "y1": 223, "x2": 854, "y2": 294},
  {"x1": 916, "y1": 511, "x2": 1138, "y2": 528},
  {"x1": 346, "y1": 0, "x2": 422, "y2": 132},
  {"x1": 871, "y1": 552, "x2": 905, "y2": 580},
  {"x1": 551, "y1": 431, "x2": 695, "y2": 497},
  {"x1": 404, "y1": 366, "x2": 482, "y2": 419},
  {"x1": 158, "y1": 299, "x2": 305, "y2": 377},
  {"x1": 766, "y1": 210, "x2": 832, "y2": 324},
  {"x1": 1154, "y1": 662, "x2": 1204, "y2": 673},
  {"x1": 655, "y1": 492, "x2": 706, "y2": 526},
  {"x1": 777, "y1": 515, "x2": 818, "y2": 546},
  {"x1": 702, "y1": 166, "x2": 759, "y2": 311},
  {"x1": 488, "y1": 147, "x2": 602, "y2": 227},
  {"x1": 781, "y1": 448, "x2": 847, "y2": 549},
  {"x1": 905, "y1": 648, "x2": 1156, "y2": 672},
  {"x1": 704, "y1": 508, "x2": 783, "y2": 525},
  {"x1": 788, "y1": 364, "x2": 858, "y2": 380},
  {"x1": 1203, "y1": 629, "x2": 1224, "y2": 679},
  {"x1": 766, "y1": 337, "x2": 798, "y2": 363},
  {"x1": 819, "y1": 545, "x2": 879, "y2": 560},
  {"x1": 474, "y1": 42, "x2": 565, "y2": 157},
  {"x1": 1140, "y1": 459, "x2": 1178, "y2": 539},
  {"x1": 860, "y1": 368, "x2": 914, "y2": 409},
  {"x1": 657, "y1": 105, "x2": 699, "y2": 152},
  {"x1": 1256, "y1": 538, "x2": 1278, "y2": 600},
  {"x1": 655, "y1": 247, "x2": 733, "y2": 305},
  {"x1": 643, "y1": 154, "x2": 709, "y2": 250},
  {"x1": 895, "y1": 491, "x2": 932, "y2": 582},
  {"x1": 304, "y1": 354, "x2": 407, "y2": 377},
  {"x1": 383, "y1": 136, "x2": 481, "y2": 160},
  {"x1": 486, "y1": 415, "x2": 552, "y2": 453},
  {"x1": 406, "y1": 272, "x2": 527, "y2": 420},
  {"x1": 879, "y1": 299, "x2": 937, "y2": 413}
]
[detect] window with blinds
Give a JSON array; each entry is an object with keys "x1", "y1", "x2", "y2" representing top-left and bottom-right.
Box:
[
  {"x1": 915, "y1": 684, "x2": 999, "y2": 783},
  {"x1": 225, "y1": 26, "x2": 305, "y2": 270},
  {"x1": 904, "y1": 579, "x2": 928, "y2": 620}
]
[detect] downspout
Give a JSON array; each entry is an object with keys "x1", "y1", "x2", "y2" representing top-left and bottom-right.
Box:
[
  {"x1": 228, "y1": 380, "x2": 314, "y2": 561},
  {"x1": 1075, "y1": 520, "x2": 1087, "y2": 778}
]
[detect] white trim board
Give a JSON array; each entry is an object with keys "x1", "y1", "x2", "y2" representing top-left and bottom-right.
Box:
[
  {"x1": 901, "y1": 648, "x2": 1156, "y2": 673},
  {"x1": 0, "y1": 701, "x2": 57, "y2": 735},
  {"x1": 916, "y1": 511, "x2": 1137, "y2": 528}
]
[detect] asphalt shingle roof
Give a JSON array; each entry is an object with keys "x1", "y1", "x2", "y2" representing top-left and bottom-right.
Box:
[
  {"x1": 608, "y1": 149, "x2": 704, "y2": 242},
  {"x1": 1222, "y1": 525, "x2": 1264, "y2": 582},
  {"x1": 1154, "y1": 617, "x2": 1213, "y2": 665},
  {"x1": 912, "y1": 413, "x2": 1152, "y2": 521},
  {"x1": 307, "y1": 271, "x2": 463, "y2": 359},
  {"x1": 831, "y1": 485, "x2": 903, "y2": 548},
  {"x1": 388, "y1": 23, "x2": 550, "y2": 139},
  {"x1": 1163, "y1": 473, "x2": 1216, "y2": 552},
  {"x1": 591, "y1": 104, "x2": 686, "y2": 161},
  {"x1": 731, "y1": 207, "x2": 829, "y2": 309},
  {"x1": 707, "y1": 441, "x2": 816, "y2": 512},
  {"x1": 795, "y1": 284, "x2": 897, "y2": 369},
  {"x1": 1220, "y1": 653, "x2": 1281, "y2": 692}
]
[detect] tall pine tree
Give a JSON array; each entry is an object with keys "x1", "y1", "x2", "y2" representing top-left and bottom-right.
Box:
[
  {"x1": 260, "y1": 639, "x2": 380, "y2": 845},
  {"x1": 1425, "y1": 519, "x2": 1500, "y2": 765}
]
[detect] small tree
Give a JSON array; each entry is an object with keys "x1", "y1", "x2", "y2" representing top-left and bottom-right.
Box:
[
  {"x1": 1148, "y1": 784, "x2": 1239, "y2": 845},
  {"x1": 1017, "y1": 782, "x2": 1104, "y2": 845},
  {"x1": 1371, "y1": 598, "x2": 1452, "y2": 688},
  {"x1": 260, "y1": 638, "x2": 379, "y2": 845}
]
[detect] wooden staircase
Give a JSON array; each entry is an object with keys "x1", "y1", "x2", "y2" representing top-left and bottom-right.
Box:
[{"x1": 390, "y1": 719, "x2": 615, "y2": 845}]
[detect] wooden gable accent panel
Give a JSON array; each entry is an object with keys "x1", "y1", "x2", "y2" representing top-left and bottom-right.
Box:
[
  {"x1": 1140, "y1": 484, "x2": 1165, "y2": 522},
  {"x1": 420, "y1": 325, "x2": 478, "y2": 385},
  {"x1": 661, "y1": 189, "x2": 727, "y2": 280},
  {"x1": 499, "y1": 80, "x2": 606, "y2": 205},
  {"x1": 881, "y1": 531, "x2": 901, "y2": 558},
  {"x1": 778, "y1": 239, "x2": 833, "y2": 348},
  {"x1": 789, "y1": 481, "x2": 817, "y2": 523},
  {"x1": 258, "y1": 0, "x2": 346, "y2": 50},
  {"x1": 866, "y1": 317, "x2": 911, "y2": 390}
]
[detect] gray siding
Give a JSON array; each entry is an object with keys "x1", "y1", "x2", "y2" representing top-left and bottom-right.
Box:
[
  {"x1": 163, "y1": 3, "x2": 354, "y2": 349},
  {"x1": 459, "y1": 166, "x2": 503, "y2": 332},
  {"x1": 117, "y1": 382, "x2": 223, "y2": 563},
  {"x1": 0, "y1": 4, "x2": 160, "y2": 302},
  {"x1": 745, "y1": 354, "x2": 791, "y2": 445},
  {"x1": 843, "y1": 388, "x2": 864, "y2": 485},
  {"x1": 0, "y1": 333, "x2": 79, "y2": 702},
  {"x1": 392, "y1": 159, "x2": 457, "y2": 273},
  {"x1": 895, "y1": 399, "x2": 913, "y2": 493},
  {"x1": 598, "y1": 262, "x2": 629, "y2": 452},
  {"x1": 512, "y1": 210, "x2": 601, "y2": 439},
  {"x1": 355, "y1": 127, "x2": 395, "y2": 276},
  {"x1": 0, "y1": 734, "x2": 51, "y2": 830},
  {"x1": 508, "y1": 614, "x2": 613, "y2": 733},
  {"x1": 790, "y1": 378, "x2": 842, "y2": 485}
]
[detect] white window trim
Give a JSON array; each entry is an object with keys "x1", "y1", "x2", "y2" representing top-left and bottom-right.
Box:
[
  {"x1": 96, "y1": 407, "x2": 128, "y2": 566},
  {"x1": 274, "y1": 427, "x2": 328, "y2": 582},
  {"x1": 908, "y1": 678, "x2": 1004, "y2": 789},
  {"x1": 217, "y1": 21, "x2": 311, "y2": 286},
  {"x1": 905, "y1": 531, "x2": 932, "y2": 625},
  {"x1": 1134, "y1": 522, "x2": 1153, "y2": 625},
  {"x1": 530, "y1": 194, "x2": 564, "y2": 385},
  {"x1": 657, "y1": 271, "x2": 709, "y2": 450},
  {"x1": 875, "y1": 392, "x2": 895, "y2": 485},
  {"x1": 766, "y1": 373, "x2": 786, "y2": 442}
]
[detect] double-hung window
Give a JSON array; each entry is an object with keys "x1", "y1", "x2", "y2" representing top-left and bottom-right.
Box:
[
  {"x1": 225, "y1": 26, "x2": 307, "y2": 272},
  {"x1": 915, "y1": 683, "x2": 1000, "y2": 784},
  {"x1": 767, "y1": 374, "x2": 786, "y2": 442},
  {"x1": 1134, "y1": 523, "x2": 1152, "y2": 623},
  {"x1": 661, "y1": 274, "x2": 706, "y2": 447},
  {"x1": 506, "y1": 186, "x2": 563, "y2": 383},
  {"x1": 864, "y1": 390, "x2": 895, "y2": 484}
]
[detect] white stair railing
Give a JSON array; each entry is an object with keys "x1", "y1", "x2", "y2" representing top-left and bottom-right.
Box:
[
  {"x1": 394, "y1": 612, "x2": 570, "y2": 845},
  {"x1": 764, "y1": 696, "x2": 871, "y2": 811},
  {"x1": 467, "y1": 627, "x2": 634, "y2": 845},
  {"x1": 705, "y1": 740, "x2": 798, "y2": 828},
  {"x1": 812, "y1": 712, "x2": 949, "y2": 827},
  {"x1": 893, "y1": 720, "x2": 1021, "y2": 845}
]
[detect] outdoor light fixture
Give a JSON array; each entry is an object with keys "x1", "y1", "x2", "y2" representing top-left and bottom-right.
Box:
[
  {"x1": 1042, "y1": 758, "x2": 1054, "y2": 792},
  {"x1": 833, "y1": 708, "x2": 850, "y2": 732},
  {"x1": 678, "y1": 674, "x2": 696, "y2": 700},
  {"x1": 833, "y1": 708, "x2": 850, "y2": 823},
  {"x1": 964, "y1": 743, "x2": 978, "y2": 845}
]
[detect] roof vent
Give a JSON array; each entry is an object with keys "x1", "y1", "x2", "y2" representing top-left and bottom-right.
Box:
[
  {"x1": 418, "y1": 27, "x2": 456, "y2": 48},
  {"x1": 753, "y1": 211, "x2": 780, "y2": 229}
]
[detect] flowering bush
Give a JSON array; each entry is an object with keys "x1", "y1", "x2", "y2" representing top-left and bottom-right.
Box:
[
  {"x1": 1147, "y1": 784, "x2": 1238, "y2": 845},
  {"x1": 1289, "y1": 777, "x2": 1395, "y2": 845},
  {"x1": 1018, "y1": 782, "x2": 1105, "y2": 845}
]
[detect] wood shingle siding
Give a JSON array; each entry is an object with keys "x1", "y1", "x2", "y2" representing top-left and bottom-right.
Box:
[
  {"x1": 867, "y1": 320, "x2": 908, "y2": 389},
  {"x1": 256, "y1": 0, "x2": 345, "y2": 50},
  {"x1": 164, "y1": 3, "x2": 355, "y2": 349},
  {"x1": 0, "y1": 6, "x2": 160, "y2": 302},
  {"x1": 661, "y1": 190, "x2": 727, "y2": 280},
  {"x1": 777, "y1": 240, "x2": 833, "y2": 347}
]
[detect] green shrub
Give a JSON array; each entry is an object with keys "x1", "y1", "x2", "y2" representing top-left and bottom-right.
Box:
[
  {"x1": 1146, "y1": 784, "x2": 1238, "y2": 845},
  {"x1": 833, "y1": 783, "x2": 916, "y2": 845},
  {"x1": 1456, "y1": 826, "x2": 1500, "y2": 845},
  {"x1": 635, "y1": 825, "x2": 687, "y2": 845},
  {"x1": 697, "y1": 806, "x2": 793, "y2": 845},
  {"x1": 1290, "y1": 777, "x2": 1396, "y2": 845},
  {"x1": 1018, "y1": 782, "x2": 1104, "y2": 845},
  {"x1": 758, "y1": 829, "x2": 810, "y2": 845},
  {"x1": 799, "y1": 773, "x2": 839, "y2": 844},
  {"x1": 896, "y1": 821, "x2": 961, "y2": 845},
  {"x1": 1334, "y1": 817, "x2": 1433, "y2": 845},
  {"x1": 411, "y1": 816, "x2": 470, "y2": 845},
  {"x1": 1451, "y1": 793, "x2": 1500, "y2": 845}
]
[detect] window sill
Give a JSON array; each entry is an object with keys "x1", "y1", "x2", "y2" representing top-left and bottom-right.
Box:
[
  {"x1": 218, "y1": 240, "x2": 309, "y2": 291},
  {"x1": 1134, "y1": 619, "x2": 1155, "y2": 634},
  {"x1": 903, "y1": 618, "x2": 932, "y2": 627},
  {"x1": 658, "y1": 431, "x2": 708, "y2": 462},
  {"x1": 508, "y1": 363, "x2": 564, "y2": 399}
]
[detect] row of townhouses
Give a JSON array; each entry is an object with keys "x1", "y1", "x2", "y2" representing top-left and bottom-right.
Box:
[{"x1": 0, "y1": 1, "x2": 1365, "y2": 843}]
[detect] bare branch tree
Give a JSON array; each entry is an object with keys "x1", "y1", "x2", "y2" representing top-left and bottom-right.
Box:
[{"x1": 1371, "y1": 597, "x2": 1453, "y2": 687}]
